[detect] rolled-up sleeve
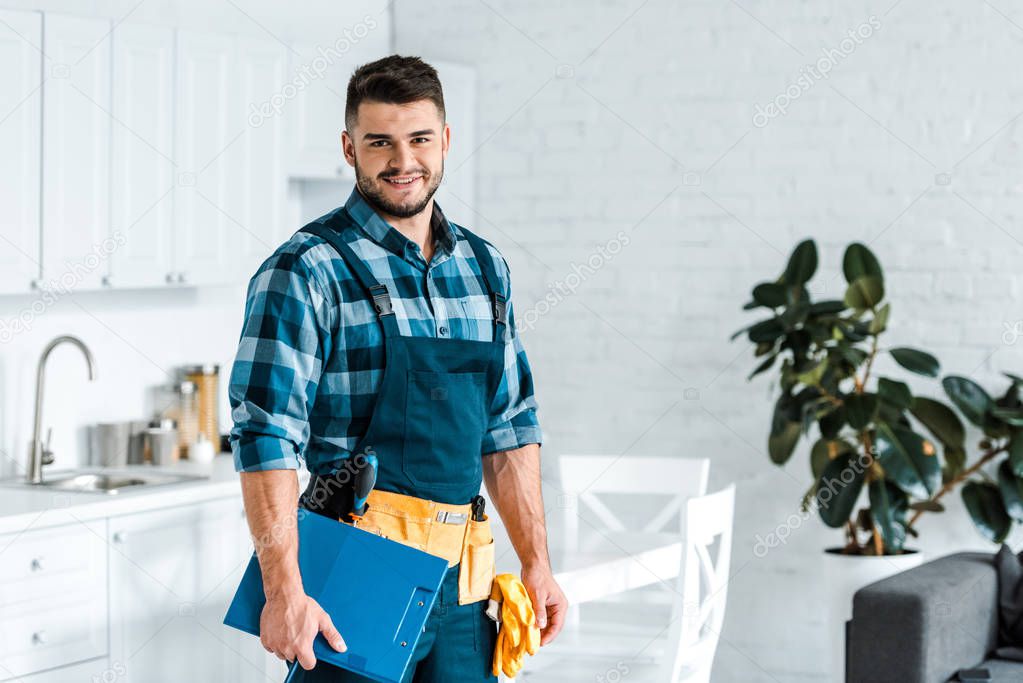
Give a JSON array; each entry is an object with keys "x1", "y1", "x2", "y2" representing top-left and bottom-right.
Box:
[
  {"x1": 228, "y1": 251, "x2": 333, "y2": 472},
  {"x1": 482, "y1": 253, "x2": 543, "y2": 455}
]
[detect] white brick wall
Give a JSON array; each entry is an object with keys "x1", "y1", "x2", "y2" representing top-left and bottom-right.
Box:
[{"x1": 396, "y1": 1, "x2": 1023, "y2": 680}]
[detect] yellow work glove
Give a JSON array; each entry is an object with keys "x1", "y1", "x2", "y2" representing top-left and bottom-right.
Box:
[{"x1": 489, "y1": 573, "x2": 541, "y2": 678}]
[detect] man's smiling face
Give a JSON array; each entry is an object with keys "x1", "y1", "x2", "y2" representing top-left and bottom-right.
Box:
[{"x1": 343, "y1": 99, "x2": 449, "y2": 219}]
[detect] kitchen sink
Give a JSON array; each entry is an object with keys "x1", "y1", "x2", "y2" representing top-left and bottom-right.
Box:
[{"x1": 1, "y1": 469, "x2": 208, "y2": 494}]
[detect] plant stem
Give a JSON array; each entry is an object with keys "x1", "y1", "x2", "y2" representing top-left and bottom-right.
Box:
[{"x1": 906, "y1": 444, "x2": 1008, "y2": 530}]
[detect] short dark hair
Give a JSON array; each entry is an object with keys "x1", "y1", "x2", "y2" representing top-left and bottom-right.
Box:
[{"x1": 345, "y1": 55, "x2": 445, "y2": 132}]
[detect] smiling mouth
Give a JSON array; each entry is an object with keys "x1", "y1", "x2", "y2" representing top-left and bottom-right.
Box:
[{"x1": 383, "y1": 175, "x2": 423, "y2": 188}]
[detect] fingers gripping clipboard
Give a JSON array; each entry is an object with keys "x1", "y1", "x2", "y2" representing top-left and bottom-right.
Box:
[{"x1": 224, "y1": 508, "x2": 449, "y2": 683}]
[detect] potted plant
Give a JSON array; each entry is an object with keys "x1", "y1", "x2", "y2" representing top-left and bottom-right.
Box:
[{"x1": 732, "y1": 238, "x2": 1023, "y2": 672}]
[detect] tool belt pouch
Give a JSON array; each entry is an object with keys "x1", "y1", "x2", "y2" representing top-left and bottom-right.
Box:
[
  {"x1": 343, "y1": 488, "x2": 496, "y2": 605},
  {"x1": 458, "y1": 513, "x2": 496, "y2": 605}
]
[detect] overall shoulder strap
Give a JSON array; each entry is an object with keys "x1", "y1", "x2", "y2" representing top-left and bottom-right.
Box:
[
  {"x1": 457, "y1": 226, "x2": 508, "y2": 335},
  {"x1": 299, "y1": 211, "x2": 400, "y2": 337}
]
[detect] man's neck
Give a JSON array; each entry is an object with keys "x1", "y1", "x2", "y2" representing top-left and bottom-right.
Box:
[{"x1": 365, "y1": 191, "x2": 435, "y2": 262}]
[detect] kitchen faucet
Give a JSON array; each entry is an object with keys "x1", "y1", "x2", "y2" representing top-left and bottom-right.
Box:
[{"x1": 27, "y1": 335, "x2": 96, "y2": 484}]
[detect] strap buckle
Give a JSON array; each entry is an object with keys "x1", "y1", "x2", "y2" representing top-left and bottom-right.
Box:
[
  {"x1": 490, "y1": 292, "x2": 507, "y2": 326},
  {"x1": 370, "y1": 284, "x2": 394, "y2": 316},
  {"x1": 435, "y1": 510, "x2": 468, "y2": 525}
]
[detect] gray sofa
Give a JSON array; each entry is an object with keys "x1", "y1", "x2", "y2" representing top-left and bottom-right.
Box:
[{"x1": 847, "y1": 552, "x2": 1023, "y2": 682}]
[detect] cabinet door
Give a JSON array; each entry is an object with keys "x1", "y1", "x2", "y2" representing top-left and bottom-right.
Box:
[
  {"x1": 0, "y1": 9, "x2": 42, "y2": 294},
  {"x1": 230, "y1": 37, "x2": 288, "y2": 279},
  {"x1": 286, "y1": 43, "x2": 355, "y2": 180},
  {"x1": 173, "y1": 31, "x2": 236, "y2": 286},
  {"x1": 108, "y1": 497, "x2": 264, "y2": 682},
  {"x1": 41, "y1": 13, "x2": 112, "y2": 290},
  {"x1": 109, "y1": 23, "x2": 175, "y2": 289}
]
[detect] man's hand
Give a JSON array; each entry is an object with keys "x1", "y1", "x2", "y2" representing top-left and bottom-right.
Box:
[
  {"x1": 521, "y1": 564, "x2": 568, "y2": 646},
  {"x1": 260, "y1": 589, "x2": 346, "y2": 670}
]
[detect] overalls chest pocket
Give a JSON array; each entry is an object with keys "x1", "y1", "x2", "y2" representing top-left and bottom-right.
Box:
[{"x1": 402, "y1": 369, "x2": 488, "y2": 489}]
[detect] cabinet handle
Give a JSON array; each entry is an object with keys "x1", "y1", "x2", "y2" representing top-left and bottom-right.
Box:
[
  {"x1": 112, "y1": 531, "x2": 127, "y2": 544},
  {"x1": 32, "y1": 631, "x2": 46, "y2": 646},
  {"x1": 177, "y1": 272, "x2": 187, "y2": 284},
  {"x1": 30, "y1": 557, "x2": 43, "y2": 572},
  {"x1": 166, "y1": 272, "x2": 176, "y2": 284},
  {"x1": 29, "y1": 279, "x2": 40, "y2": 290},
  {"x1": 101, "y1": 275, "x2": 112, "y2": 287}
]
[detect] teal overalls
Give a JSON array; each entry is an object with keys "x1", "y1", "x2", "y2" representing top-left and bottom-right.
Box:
[{"x1": 294, "y1": 207, "x2": 504, "y2": 682}]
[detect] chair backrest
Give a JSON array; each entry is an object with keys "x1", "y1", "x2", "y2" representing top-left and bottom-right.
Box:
[
  {"x1": 557, "y1": 455, "x2": 710, "y2": 542},
  {"x1": 661, "y1": 484, "x2": 736, "y2": 683}
]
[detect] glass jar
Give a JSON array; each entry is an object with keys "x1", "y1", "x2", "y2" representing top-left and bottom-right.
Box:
[{"x1": 185, "y1": 364, "x2": 219, "y2": 449}]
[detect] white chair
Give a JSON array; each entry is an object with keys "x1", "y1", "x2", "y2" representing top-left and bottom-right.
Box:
[
  {"x1": 659, "y1": 483, "x2": 735, "y2": 683},
  {"x1": 504, "y1": 455, "x2": 720, "y2": 681},
  {"x1": 523, "y1": 482, "x2": 735, "y2": 683}
]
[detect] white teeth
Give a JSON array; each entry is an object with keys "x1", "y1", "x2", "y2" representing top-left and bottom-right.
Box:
[{"x1": 387, "y1": 177, "x2": 419, "y2": 185}]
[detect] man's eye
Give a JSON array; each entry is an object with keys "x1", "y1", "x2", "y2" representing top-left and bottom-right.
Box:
[
  {"x1": 370, "y1": 140, "x2": 388, "y2": 147},
  {"x1": 413, "y1": 137, "x2": 430, "y2": 143}
]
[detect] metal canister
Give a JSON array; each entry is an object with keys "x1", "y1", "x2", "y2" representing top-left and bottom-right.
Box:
[{"x1": 184, "y1": 364, "x2": 219, "y2": 449}]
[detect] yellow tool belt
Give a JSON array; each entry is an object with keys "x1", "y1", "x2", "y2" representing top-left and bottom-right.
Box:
[{"x1": 346, "y1": 489, "x2": 496, "y2": 605}]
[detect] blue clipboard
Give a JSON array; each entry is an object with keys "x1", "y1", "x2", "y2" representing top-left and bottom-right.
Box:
[{"x1": 223, "y1": 507, "x2": 450, "y2": 683}]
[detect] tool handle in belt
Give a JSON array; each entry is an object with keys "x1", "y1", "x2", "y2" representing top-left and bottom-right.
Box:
[
  {"x1": 351, "y1": 454, "x2": 378, "y2": 518},
  {"x1": 471, "y1": 495, "x2": 486, "y2": 521}
]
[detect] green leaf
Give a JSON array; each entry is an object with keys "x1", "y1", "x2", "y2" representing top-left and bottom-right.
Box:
[
  {"x1": 810, "y1": 438, "x2": 854, "y2": 479},
  {"x1": 845, "y1": 276, "x2": 885, "y2": 310},
  {"x1": 869, "y1": 480, "x2": 908, "y2": 554},
  {"x1": 990, "y1": 407, "x2": 1023, "y2": 427},
  {"x1": 909, "y1": 500, "x2": 945, "y2": 512},
  {"x1": 1009, "y1": 431, "x2": 1023, "y2": 478},
  {"x1": 747, "y1": 318, "x2": 786, "y2": 344},
  {"x1": 769, "y1": 393, "x2": 802, "y2": 465},
  {"x1": 962, "y1": 482, "x2": 1012, "y2": 543},
  {"x1": 869, "y1": 302, "x2": 891, "y2": 334},
  {"x1": 818, "y1": 405, "x2": 846, "y2": 439},
  {"x1": 889, "y1": 348, "x2": 940, "y2": 378},
  {"x1": 752, "y1": 282, "x2": 787, "y2": 308},
  {"x1": 816, "y1": 451, "x2": 867, "y2": 528},
  {"x1": 845, "y1": 393, "x2": 878, "y2": 430},
  {"x1": 878, "y1": 377, "x2": 913, "y2": 410},
  {"x1": 843, "y1": 242, "x2": 883, "y2": 283},
  {"x1": 782, "y1": 239, "x2": 818, "y2": 285},
  {"x1": 943, "y1": 445, "x2": 966, "y2": 480},
  {"x1": 808, "y1": 300, "x2": 847, "y2": 315},
  {"x1": 909, "y1": 396, "x2": 966, "y2": 450},
  {"x1": 875, "y1": 423, "x2": 941, "y2": 499},
  {"x1": 942, "y1": 376, "x2": 993, "y2": 427},
  {"x1": 997, "y1": 461, "x2": 1023, "y2": 523}
]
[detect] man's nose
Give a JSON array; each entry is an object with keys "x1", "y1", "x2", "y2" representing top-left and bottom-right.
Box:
[{"x1": 390, "y1": 143, "x2": 417, "y2": 172}]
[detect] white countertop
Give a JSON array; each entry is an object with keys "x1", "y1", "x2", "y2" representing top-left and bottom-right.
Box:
[{"x1": 0, "y1": 455, "x2": 249, "y2": 536}]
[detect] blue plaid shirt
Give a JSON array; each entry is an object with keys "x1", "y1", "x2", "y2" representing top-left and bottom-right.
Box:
[{"x1": 228, "y1": 187, "x2": 543, "y2": 474}]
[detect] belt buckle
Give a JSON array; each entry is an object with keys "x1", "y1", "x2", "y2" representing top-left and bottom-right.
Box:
[{"x1": 436, "y1": 510, "x2": 468, "y2": 525}]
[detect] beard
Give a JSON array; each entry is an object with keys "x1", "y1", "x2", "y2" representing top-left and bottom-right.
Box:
[{"x1": 354, "y1": 156, "x2": 444, "y2": 219}]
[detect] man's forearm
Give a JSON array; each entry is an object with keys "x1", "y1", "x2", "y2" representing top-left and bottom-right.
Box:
[
  {"x1": 240, "y1": 469, "x2": 304, "y2": 599},
  {"x1": 481, "y1": 443, "x2": 550, "y2": 571}
]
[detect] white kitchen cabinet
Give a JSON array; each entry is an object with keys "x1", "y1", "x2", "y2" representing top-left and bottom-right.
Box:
[
  {"x1": 107, "y1": 497, "x2": 264, "y2": 682},
  {"x1": 0, "y1": 9, "x2": 43, "y2": 294},
  {"x1": 173, "y1": 30, "x2": 237, "y2": 286},
  {"x1": 0, "y1": 522, "x2": 108, "y2": 681},
  {"x1": 286, "y1": 43, "x2": 355, "y2": 181},
  {"x1": 108, "y1": 23, "x2": 176, "y2": 289},
  {"x1": 230, "y1": 37, "x2": 289, "y2": 278},
  {"x1": 41, "y1": 13, "x2": 112, "y2": 291},
  {"x1": 14, "y1": 658, "x2": 110, "y2": 682},
  {"x1": 428, "y1": 60, "x2": 477, "y2": 225}
]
